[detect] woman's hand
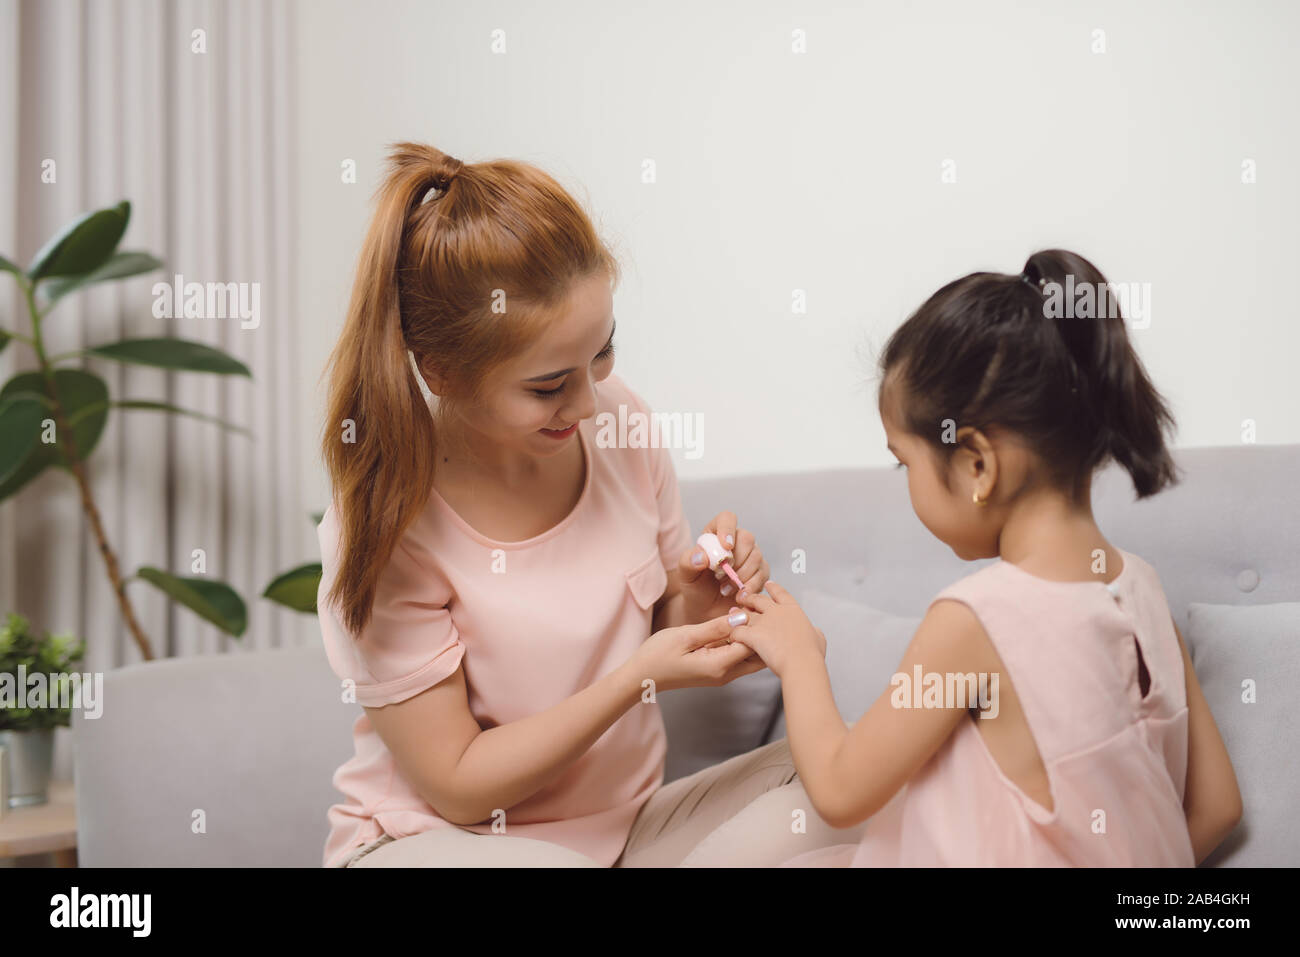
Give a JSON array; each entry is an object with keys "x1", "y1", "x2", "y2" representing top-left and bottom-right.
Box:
[
  {"x1": 676, "y1": 511, "x2": 770, "y2": 625},
  {"x1": 730, "y1": 582, "x2": 826, "y2": 678},
  {"x1": 624, "y1": 612, "x2": 767, "y2": 694}
]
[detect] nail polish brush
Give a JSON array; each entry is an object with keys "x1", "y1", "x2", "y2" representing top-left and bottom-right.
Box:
[{"x1": 696, "y1": 532, "x2": 747, "y2": 594}]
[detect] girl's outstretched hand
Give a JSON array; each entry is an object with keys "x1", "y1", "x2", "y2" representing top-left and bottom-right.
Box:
[
  {"x1": 676, "y1": 510, "x2": 769, "y2": 625},
  {"x1": 730, "y1": 581, "x2": 826, "y2": 678}
]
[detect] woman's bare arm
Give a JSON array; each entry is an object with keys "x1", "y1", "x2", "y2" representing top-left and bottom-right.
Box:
[{"x1": 364, "y1": 660, "x2": 645, "y2": 826}]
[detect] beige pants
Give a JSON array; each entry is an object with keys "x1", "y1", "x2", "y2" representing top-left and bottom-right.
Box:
[{"x1": 346, "y1": 736, "x2": 866, "y2": 867}]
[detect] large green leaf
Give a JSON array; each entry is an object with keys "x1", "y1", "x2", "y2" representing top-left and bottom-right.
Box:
[
  {"x1": 263, "y1": 562, "x2": 323, "y2": 613},
  {"x1": 67, "y1": 399, "x2": 252, "y2": 438},
  {"x1": 136, "y1": 566, "x2": 247, "y2": 637},
  {"x1": 0, "y1": 370, "x2": 109, "y2": 499},
  {"x1": 28, "y1": 201, "x2": 131, "y2": 280},
  {"x1": 0, "y1": 253, "x2": 21, "y2": 276},
  {"x1": 0, "y1": 393, "x2": 46, "y2": 487},
  {"x1": 40, "y1": 251, "x2": 164, "y2": 307},
  {"x1": 83, "y1": 338, "x2": 251, "y2": 376},
  {"x1": 0, "y1": 328, "x2": 10, "y2": 356}
]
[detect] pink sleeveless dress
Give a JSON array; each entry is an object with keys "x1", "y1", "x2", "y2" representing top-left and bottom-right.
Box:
[{"x1": 782, "y1": 548, "x2": 1196, "y2": 867}]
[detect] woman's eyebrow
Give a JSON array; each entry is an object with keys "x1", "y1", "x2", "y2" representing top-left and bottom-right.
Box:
[
  {"x1": 523, "y1": 318, "x2": 616, "y2": 382},
  {"x1": 525, "y1": 368, "x2": 572, "y2": 383}
]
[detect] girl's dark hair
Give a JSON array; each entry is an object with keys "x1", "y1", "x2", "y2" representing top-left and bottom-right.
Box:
[{"x1": 878, "y1": 248, "x2": 1178, "y2": 500}]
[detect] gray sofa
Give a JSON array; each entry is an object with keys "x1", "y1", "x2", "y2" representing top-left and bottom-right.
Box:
[{"x1": 72, "y1": 444, "x2": 1300, "y2": 866}]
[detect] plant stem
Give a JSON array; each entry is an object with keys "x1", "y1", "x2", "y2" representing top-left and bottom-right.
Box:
[
  {"x1": 2, "y1": 329, "x2": 38, "y2": 347},
  {"x1": 22, "y1": 277, "x2": 155, "y2": 660}
]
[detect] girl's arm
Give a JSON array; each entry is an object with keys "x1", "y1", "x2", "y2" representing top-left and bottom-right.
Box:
[
  {"x1": 1173, "y1": 620, "x2": 1243, "y2": 864},
  {"x1": 779, "y1": 599, "x2": 981, "y2": 829}
]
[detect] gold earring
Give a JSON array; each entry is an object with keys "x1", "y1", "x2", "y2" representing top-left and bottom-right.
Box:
[{"x1": 973, "y1": 489, "x2": 988, "y2": 507}]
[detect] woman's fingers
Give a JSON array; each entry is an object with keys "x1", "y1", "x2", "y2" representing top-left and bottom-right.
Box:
[
  {"x1": 697, "y1": 639, "x2": 757, "y2": 680},
  {"x1": 707, "y1": 511, "x2": 738, "y2": 556},
  {"x1": 718, "y1": 655, "x2": 769, "y2": 683},
  {"x1": 738, "y1": 556, "x2": 769, "y2": 598},
  {"x1": 730, "y1": 527, "x2": 756, "y2": 566},
  {"x1": 679, "y1": 613, "x2": 737, "y2": 652},
  {"x1": 678, "y1": 542, "x2": 711, "y2": 585},
  {"x1": 731, "y1": 528, "x2": 761, "y2": 579}
]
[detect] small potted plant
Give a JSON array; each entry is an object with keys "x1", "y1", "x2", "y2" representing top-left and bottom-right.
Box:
[{"x1": 0, "y1": 612, "x2": 86, "y2": 807}]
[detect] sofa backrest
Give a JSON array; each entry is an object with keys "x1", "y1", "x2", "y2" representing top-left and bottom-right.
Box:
[
  {"x1": 678, "y1": 444, "x2": 1300, "y2": 627},
  {"x1": 73, "y1": 643, "x2": 355, "y2": 867},
  {"x1": 72, "y1": 444, "x2": 1296, "y2": 866}
]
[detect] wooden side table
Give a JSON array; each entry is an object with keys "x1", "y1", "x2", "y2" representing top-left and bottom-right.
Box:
[{"x1": 0, "y1": 780, "x2": 78, "y2": 867}]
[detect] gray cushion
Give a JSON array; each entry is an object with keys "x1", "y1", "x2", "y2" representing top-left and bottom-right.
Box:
[
  {"x1": 765, "y1": 589, "x2": 921, "y2": 742},
  {"x1": 71, "y1": 644, "x2": 358, "y2": 867},
  {"x1": 658, "y1": 668, "x2": 782, "y2": 783},
  {"x1": 1184, "y1": 601, "x2": 1300, "y2": 867}
]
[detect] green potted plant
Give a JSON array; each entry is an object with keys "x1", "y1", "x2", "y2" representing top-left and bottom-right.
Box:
[
  {"x1": 0, "y1": 612, "x2": 86, "y2": 807},
  {"x1": 0, "y1": 200, "x2": 251, "y2": 656}
]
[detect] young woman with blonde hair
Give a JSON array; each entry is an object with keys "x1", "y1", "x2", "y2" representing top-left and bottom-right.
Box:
[{"x1": 316, "y1": 142, "x2": 864, "y2": 867}]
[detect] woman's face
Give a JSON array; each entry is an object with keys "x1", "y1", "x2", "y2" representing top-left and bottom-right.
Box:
[{"x1": 444, "y1": 270, "x2": 617, "y2": 459}]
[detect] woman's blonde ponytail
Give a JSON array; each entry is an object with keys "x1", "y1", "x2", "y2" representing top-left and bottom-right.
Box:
[{"x1": 319, "y1": 142, "x2": 618, "y2": 636}]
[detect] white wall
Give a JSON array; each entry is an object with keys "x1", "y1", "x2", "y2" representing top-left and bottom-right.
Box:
[{"x1": 297, "y1": 0, "x2": 1299, "y2": 505}]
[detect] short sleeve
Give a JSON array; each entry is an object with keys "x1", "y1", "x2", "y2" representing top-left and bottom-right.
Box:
[
  {"x1": 316, "y1": 508, "x2": 466, "y2": 708},
  {"x1": 621, "y1": 381, "x2": 693, "y2": 567}
]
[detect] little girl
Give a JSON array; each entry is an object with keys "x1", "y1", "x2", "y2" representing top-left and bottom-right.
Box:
[{"x1": 731, "y1": 249, "x2": 1243, "y2": 867}]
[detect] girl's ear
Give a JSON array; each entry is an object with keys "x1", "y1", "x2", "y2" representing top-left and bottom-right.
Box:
[{"x1": 954, "y1": 426, "x2": 998, "y2": 502}]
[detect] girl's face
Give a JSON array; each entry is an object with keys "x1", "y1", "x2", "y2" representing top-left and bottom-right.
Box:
[
  {"x1": 880, "y1": 380, "x2": 1002, "y2": 561},
  {"x1": 437, "y1": 270, "x2": 617, "y2": 460}
]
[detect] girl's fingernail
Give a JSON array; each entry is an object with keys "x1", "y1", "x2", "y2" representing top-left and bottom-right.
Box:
[
  {"x1": 691, "y1": 549, "x2": 706, "y2": 567},
  {"x1": 720, "y1": 583, "x2": 734, "y2": 596},
  {"x1": 725, "y1": 533, "x2": 735, "y2": 547},
  {"x1": 728, "y1": 612, "x2": 748, "y2": 627}
]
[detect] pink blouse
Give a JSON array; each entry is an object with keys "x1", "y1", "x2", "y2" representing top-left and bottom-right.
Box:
[{"x1": 315, "y1": 374, "x2": 692, "y2": 867}]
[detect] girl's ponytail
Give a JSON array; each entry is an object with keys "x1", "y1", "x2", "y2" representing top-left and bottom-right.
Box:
[
  {"x1": 1021, "y1": 249, "x2": 1178, "y2": 498},
  {"x1": 880, "y1": 248, "x2": 1178, "y2": 504},
  {"x1": 320, "y1": 142, "x2": 618, "y2": 636}
]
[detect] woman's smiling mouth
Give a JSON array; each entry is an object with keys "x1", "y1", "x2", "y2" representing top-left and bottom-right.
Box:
[{"x1": 540, "y1": 423, "x2": 578, "y2": 439}]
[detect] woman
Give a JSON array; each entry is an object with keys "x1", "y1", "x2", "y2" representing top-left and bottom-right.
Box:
[{"x1": 316, "y1": 142, "x2": 865, "y2": 867}]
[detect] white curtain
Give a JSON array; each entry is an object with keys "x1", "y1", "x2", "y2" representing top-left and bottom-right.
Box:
[{"x1": 0, "y1": 0, "x2": 311, "y2": 780}]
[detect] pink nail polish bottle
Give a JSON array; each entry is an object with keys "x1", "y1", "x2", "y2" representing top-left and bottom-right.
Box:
[{"x1": 696, "y1": 532, "x2": 747, "y2": 594}]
